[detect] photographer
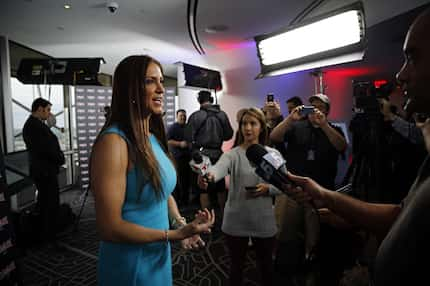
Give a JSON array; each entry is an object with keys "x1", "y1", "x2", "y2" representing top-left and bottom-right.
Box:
[{"x1": 262, "y1": 99, "x2": 286, "y2": 157}]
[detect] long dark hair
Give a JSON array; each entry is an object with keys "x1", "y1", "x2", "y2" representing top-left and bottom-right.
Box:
[
  {"x1": 98, "y1": 55, "x2": 169, "y2": 198},
  {"x1": 236, "y1": 107, "x2": 268, "y2": 145}
]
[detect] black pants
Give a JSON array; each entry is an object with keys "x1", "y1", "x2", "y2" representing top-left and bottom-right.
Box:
[
  {"x1": 173, "y1": 154, "x2": 191, "y2": 205},
  {"x1": 33, "y1": 173, "x2": 60, "y2": 242},
  {"x1": 225, "y1": 234, "x2": 275, "y2": 286}
]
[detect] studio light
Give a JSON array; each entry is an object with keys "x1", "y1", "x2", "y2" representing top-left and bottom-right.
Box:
[{"x1": 255, "y1": 2, "x2": 366, "y2": 78}]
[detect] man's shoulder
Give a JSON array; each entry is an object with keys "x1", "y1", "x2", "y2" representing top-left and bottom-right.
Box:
[
  {"x1": 188, "y1": 109, "x2": 206, "y2": 120},
  {"x1": 23, "y1": 116, "x2": 42, "y2": 131},
  {"x1": 168, "y1": 122, "x2": 180, "y2": 129}
]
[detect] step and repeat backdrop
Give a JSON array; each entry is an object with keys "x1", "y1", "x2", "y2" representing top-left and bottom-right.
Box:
[
  {"x1": 0, "y1": 141, "x2": 20, "y2": 285},
  {"x1": 74, "y1": 86, "x2": 176, "y2": 190}
]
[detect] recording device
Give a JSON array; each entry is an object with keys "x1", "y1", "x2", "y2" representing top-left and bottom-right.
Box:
[
  {"x1": 189, "y1": 150, "x2": 211, "y2": 177},
  {"x1": 415, "y1": 113, "x2": 430, "y2": 123},
  {"x1": 245, "y1": 144, "x2": 291, "y2": 193},
  {"x1": 266, "y1": 93, "x2": 274, "y2": 102},
  {"x1": 107, "y1": 2, "x2": 119, "y2": 13},
  {"x1": 245, "y1": 186, "x2": 258, "y2": 192},
  {"x1": 352, "y1": 81, "x2": 394, "y2": 114},
  {"x1": 299, "y1": 105, "x2": 315, "y2": 117}
]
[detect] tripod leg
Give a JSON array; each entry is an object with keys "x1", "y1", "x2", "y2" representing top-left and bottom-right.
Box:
[{"x1": 74, "y1": 187, "x2": 90, "y2": 232}]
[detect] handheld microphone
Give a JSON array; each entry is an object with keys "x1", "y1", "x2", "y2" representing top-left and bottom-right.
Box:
[
  {"x1": 245, "y1": 144, "x2": 291, "y2": 192},
  {"x1": 189, "y1": 150, "x2": 211, "y2": 177}
]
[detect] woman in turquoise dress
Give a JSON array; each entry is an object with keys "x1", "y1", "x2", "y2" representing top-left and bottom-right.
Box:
[{"x1": 90, "y1": 55, "x2": 215, "y2": 286}]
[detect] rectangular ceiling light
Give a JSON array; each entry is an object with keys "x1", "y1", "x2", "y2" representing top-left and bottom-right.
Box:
[{"x1": 255, "y1": 2, "x2": 365, "y2": 78}]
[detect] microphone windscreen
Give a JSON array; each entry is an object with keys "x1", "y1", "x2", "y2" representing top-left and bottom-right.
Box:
[
  {"x1": 246, "y1": 144, "x2": 268, "y2": 165},
  {"x1": 192, "y1": 151, "x2": 203, "y2": 164}
]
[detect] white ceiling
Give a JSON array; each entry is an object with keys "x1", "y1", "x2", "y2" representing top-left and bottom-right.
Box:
[{"x1": 1, "y1": 0, "x2": 429, "y2": 77}]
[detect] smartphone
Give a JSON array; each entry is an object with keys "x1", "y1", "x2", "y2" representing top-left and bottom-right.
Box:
[
  {"x1": 415, "y1": 113, "x2": 430, "y2": 123},
  {"x1": 245, "y1": 186, "x2": 258, "y2": 192},
  {"x1": 299, "y1": 105, "x2": 314, "y2": 116},
  {"x1": 266, "y1": 93, "x2": 274, "y2": 102}
]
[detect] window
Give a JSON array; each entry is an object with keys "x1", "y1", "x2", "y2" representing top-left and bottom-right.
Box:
[{"x1": 10, "y1": 77, "x2": 65, "y2": 152}]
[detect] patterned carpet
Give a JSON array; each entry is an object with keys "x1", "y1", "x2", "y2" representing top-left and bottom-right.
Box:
[{"x1": 18, "y1": 190, "x2": 261, "y2": 286}]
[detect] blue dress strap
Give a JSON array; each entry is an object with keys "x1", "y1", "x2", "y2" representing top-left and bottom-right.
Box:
[{"x1": 100, "y1": 125, "x2": 131, "y2": 145}]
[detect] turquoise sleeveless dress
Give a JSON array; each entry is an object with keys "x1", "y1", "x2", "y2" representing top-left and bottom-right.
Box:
[{"x1": 97, "y1": 126, "x2": 177, "y2": 286}]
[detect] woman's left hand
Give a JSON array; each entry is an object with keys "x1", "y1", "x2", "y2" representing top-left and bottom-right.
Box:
[
  {"x1": 180, "y1": 235, "x2": 206, "y2": 250},
  {"x1": 248, "y1": 183, "x2": 270, "y2": 197}
]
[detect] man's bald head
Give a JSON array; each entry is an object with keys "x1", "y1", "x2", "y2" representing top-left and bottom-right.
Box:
[
  {"x1": 407, "y1": 8, "x2": 430, "y2": 49},
  {"x1": 396, "y1": 8, "x2": 430, "y2": 115}
]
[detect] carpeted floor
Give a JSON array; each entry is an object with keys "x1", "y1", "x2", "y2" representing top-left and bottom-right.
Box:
[{"x1": 18, "y1": 190, "x2": 261, "y2": 286}]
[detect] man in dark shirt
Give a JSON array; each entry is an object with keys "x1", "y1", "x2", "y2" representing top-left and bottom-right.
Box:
[
  {"x1": 167, "y1": 109, "x2": 191, "y2": 206},
  {"x1": 23, "y1": 98, "x2": 65, "y2": 243},
  {"x1": 285, "y1": 8, "x2": 430, "y2": 285},
  {"x1": 271, "y1": 93, "x2": 346, "y2": 190}
]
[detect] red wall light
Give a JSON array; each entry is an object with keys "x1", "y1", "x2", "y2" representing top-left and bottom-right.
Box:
[{"x1": 373, "y1": 80, "x2": 387, "y2": 88}]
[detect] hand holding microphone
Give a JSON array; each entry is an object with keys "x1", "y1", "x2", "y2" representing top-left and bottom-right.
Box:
[
  {"x1": 245, "y1": 144, "x2": 291, "y2": 193},
  {"x1": 245, "y1": 144, "x2": 324, "y2": 207},
  {"x1": 285, "y1": 172, "x2": 329, "y2": 209},
  {"x1": 189, "y1": 150, "x2": 211, "y2": 177},
  {"x1": 189, "y1": 150, "x2": 214, "y2": 190}
]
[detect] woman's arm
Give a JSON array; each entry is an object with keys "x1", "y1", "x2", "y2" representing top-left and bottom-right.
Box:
[
  {"x1": 91, "y1": 134, "x2": 215, "y2": 244},
  {"x1": 91, "y1": 133, "x2": 172, "y2": 243},
  {"x1": 208, "y1": 151, "x2": 232, "y2": 182}
]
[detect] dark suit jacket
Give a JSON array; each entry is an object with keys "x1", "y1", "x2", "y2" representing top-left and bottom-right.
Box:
[{"x1": 23, "y1": 115, "x2": 65, "y2": 177}]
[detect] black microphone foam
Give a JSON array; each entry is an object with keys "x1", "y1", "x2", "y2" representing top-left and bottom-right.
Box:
[
  {"x1": 246, "y1": 144, "x2": 268, "y2": 166},
  {"x1": 246, "y1": 144, "x2": 289, "y2": 189},
  {"x1": 192, "y1": 151, "x2": 203, "y2": 164}
]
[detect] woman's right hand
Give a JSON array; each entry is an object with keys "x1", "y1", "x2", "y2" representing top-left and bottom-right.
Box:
[
  {"x1": 174, "y1": 208, "x2": 215, "y2": 240},
  {"x1": 197, "y1": 173, "x2": 214, "y2": 190}
]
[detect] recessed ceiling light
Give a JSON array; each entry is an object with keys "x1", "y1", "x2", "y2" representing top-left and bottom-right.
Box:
[
  {"x1": 64, "y1": 4, "x2": 71, "y2": 9},
  {"x1": 205, "y1": 25, "x2": 229, "y2": 34}
]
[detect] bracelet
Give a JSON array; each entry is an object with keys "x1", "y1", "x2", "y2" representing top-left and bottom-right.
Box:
[
  {"x1": 164, "y1": 229, "x2": 169, "y2": 243},
  {"x1": 172, "y1": 216, "x2": 187, "y2": 229}
]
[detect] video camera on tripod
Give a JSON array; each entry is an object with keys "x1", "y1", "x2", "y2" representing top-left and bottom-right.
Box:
[
  {"x1": 347, "y1": 80, "x2": 395, "y2": 202},
  {"x1": 352, "y1": 80, "x2": 394, "y2": 114}
]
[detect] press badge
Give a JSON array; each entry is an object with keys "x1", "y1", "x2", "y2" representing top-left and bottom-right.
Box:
[{"x1": 307, "y1": 149, "x2": 315, "y2": 161}]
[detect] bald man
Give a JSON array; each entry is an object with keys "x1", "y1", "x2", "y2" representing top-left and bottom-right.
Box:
[{"x1": 285, "y1": 9, "x2": 430, "y2": 286}]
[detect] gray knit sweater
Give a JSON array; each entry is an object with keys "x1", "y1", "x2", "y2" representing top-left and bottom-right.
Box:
[{"x1": 210, "y1": 146, "x2": 282, "y2": 237}]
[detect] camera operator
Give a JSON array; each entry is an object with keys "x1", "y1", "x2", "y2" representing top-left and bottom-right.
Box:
[
  {"x1": 378, "y1": 91, "x2": 427, "y2": 203},
  {"x1": 349, "y1": 81, "x2": 426, "y2": 203},
  {"x1": 380, "y1": 97, "x2": 424, "y2": 145}
]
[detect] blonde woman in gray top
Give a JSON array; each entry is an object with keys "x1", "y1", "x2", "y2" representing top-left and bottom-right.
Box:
[{"x1": 199, "y1": 107, "x2": 282, "y2": 286}]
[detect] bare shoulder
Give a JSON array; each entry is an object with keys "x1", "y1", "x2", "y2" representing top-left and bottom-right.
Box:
[{"x1": 91, "y1": 133, "x2": 128, "y2": 170}]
